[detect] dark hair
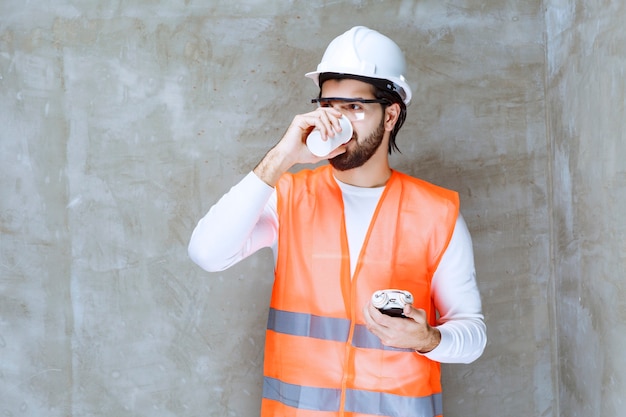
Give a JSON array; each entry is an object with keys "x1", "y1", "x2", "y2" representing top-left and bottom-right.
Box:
[{"x1": 318, "y1": 72, "x2": 407, "y2": 154}]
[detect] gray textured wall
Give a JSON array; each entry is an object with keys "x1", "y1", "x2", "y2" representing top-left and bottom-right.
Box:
[
  {"x1": 1, "y1": 1, "x2": 622, "y2": 416},
  {"x1": 546, "y1": 1, "x2": 626, "y2": 416}
]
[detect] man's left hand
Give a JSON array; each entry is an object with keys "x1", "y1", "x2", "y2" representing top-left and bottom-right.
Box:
[{"x1": 362, "y1": 301, "x2": 441, "y2": 353}]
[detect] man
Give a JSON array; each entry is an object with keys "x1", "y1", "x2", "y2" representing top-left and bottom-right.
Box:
[{"x1": 189, "y1": 26, "x2": 486, "y2": 417}]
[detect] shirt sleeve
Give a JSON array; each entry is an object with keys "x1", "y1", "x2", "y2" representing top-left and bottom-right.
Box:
[
  {"x1": 420, "y1": 214, "x2": 487, "y2": 364},
  {"x1": 188, "y1": 172, "x2": 279, "y2": 272}
]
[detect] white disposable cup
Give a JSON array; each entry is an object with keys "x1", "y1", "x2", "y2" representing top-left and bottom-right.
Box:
[{"x1": 306, "y1": 116, "x2": 353, "y2": 157}]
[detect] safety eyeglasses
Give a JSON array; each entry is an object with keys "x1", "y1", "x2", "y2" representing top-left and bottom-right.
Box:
[{"x1": 311, "y1": 97, "x2": 391, "y2": 122}]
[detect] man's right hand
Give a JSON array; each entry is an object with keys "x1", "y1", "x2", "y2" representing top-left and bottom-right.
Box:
[{"x1": 253, "y1": 107, "x2": 348, "y2": 186}]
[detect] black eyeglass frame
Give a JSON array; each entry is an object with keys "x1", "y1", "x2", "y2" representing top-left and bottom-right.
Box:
[{"x1": 311, "y1": 97, "x2": 392, "y2": 106}]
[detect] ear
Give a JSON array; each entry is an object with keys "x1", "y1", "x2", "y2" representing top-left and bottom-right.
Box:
[{"x1": 384, "y1": 103, "x2": 401, "y2": 132}]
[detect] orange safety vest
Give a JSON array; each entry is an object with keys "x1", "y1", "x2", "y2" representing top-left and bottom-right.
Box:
[{"x1": 262, "y1": 166, "x2": 459, "y2": 417}]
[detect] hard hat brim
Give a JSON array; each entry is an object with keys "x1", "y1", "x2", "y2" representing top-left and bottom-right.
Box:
[{"x1": 305, "y1": 70, "x2": 412, "y2": 106}]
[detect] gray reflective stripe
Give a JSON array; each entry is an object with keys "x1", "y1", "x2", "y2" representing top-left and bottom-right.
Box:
[
  {"x1": 352, "y1": 324, "x2": 415, "y2": 352},
  {"x1": 267, "y1": 308, "x2": 350, "y2": 342},
  {"x1": 268, "y1": 308, "x2": 415, "y2": 352},
  {"x1": 263, "y1": 376, "x2": 341, "y2": 412},
  {"x1": 263, "y1": 377, "x2": 442, "y2": 417},
  {"x1": 346, "y1": 389, "x2": 443, "y2": 417}
]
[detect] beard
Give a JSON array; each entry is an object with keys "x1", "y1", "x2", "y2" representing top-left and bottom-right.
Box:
[{"x1": 329, "y1": 118, "x2": 385, "y2": 171}]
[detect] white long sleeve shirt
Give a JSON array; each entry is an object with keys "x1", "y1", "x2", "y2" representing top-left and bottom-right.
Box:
[{"x1": 189, "y1": 171, "x2": 486, "y2": 364}]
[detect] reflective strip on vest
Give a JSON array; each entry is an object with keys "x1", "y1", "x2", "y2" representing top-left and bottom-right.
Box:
[
  {"x1": 263, "y1": 376, "x2": 443, "y2": 417},
  {"x1": 268, "y1": 307, "x2": 414, "y2": 352},
  {"x1": 263, "y1": 376, "x2": 341, "y2": 412},
  {"x1": 267, "y1": 308, "x2": 350, "y2": 342},
  {"x1": 346, "y1": 389, "x2": 443, "y2": 417}
]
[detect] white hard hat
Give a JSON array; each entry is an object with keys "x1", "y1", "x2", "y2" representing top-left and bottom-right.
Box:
[{"x1": 305, "y1": 26, "x2": 412, "y2": 105}]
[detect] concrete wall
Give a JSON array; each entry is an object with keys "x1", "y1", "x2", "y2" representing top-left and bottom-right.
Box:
[
  {"x1": 545, "y1": 1, "x2": 626, "y2": 416},
  {"x1": 0, "y1": 0, "x2": 620, "y2": 416}
]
